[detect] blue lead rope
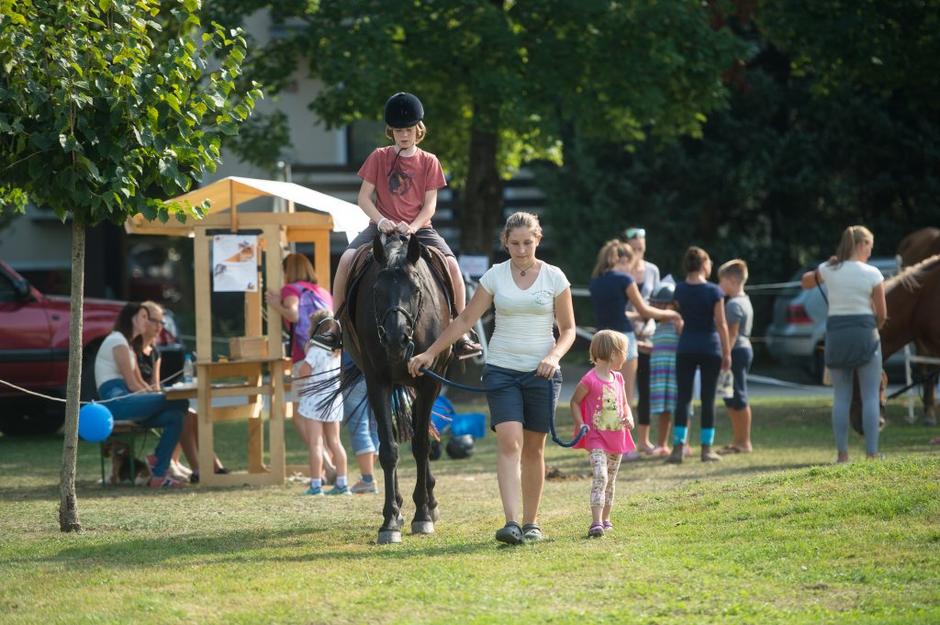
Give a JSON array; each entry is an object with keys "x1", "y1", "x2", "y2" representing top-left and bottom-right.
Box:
[{"x1": 418, "y1": 367, "x2": 588, "y2": 448}]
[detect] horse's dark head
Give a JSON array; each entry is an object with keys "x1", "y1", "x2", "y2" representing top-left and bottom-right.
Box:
[{"x1": 371, "y1": 233, "x2": 425, "y2": 362}]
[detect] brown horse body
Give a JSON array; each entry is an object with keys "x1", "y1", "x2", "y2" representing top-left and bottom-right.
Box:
[
  {"x1": 852, "y1": 253, "x2": 940, "y2": 431},
  {"x1": 881, "y1": 254, "x2": 940, "y2": 424},
  {"x1": 898, "y1": 227, "x2": 940, "y2": 268}
]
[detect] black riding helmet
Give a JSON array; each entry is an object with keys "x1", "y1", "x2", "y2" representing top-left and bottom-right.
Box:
[{"x1": 384, "y1": 92, "x2": 424, "y2": 127}]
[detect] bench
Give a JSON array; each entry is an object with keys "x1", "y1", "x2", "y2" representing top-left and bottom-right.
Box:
[{"x1": 99, "y1": 420, "x2": 158, "y2": 487}]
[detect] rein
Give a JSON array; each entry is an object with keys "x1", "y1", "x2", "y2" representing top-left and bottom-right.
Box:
[
  {"x1": 886, "y1": 366, "x2": 940, "y2": 400},
  {"x1": 417, "y1": 367, "x2": 588, "y2": 448},
  {"x1": 373, "y1": 273, "x2": 424, "y2": 361}
]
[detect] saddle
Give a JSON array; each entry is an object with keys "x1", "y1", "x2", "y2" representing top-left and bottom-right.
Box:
[{"x1": 338, "y1": 236, "x2": 457, "y2": 360}]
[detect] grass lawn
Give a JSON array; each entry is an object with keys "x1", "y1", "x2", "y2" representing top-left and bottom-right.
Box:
[{"x1": 0, "y1": 396, "x2": 937, "y2": 625}]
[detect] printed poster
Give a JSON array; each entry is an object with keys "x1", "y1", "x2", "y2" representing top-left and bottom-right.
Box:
[{"x1": 212, "y1": 234, "x2": 258, "y2": 292}]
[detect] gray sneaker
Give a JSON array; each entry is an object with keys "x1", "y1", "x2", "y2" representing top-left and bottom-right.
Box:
[
  {"x1": 350, "y1": 480, "x2": 378, "y2": 494},
  {"x1": 522, "y1": 523, "x2": 544, "y2": 542}
]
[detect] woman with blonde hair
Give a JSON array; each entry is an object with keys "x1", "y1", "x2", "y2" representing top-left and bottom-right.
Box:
[
  {"x1": 801, "y1": 225, "x2": 886, "y2": 462},
  {"x1": 409, "y1": 212, "x2": 575, "y2": 544}
]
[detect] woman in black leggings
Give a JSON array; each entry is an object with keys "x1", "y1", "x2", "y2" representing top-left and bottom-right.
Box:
[{"x1": 666, "y1": 247, "x2": 731, "y2": 463}]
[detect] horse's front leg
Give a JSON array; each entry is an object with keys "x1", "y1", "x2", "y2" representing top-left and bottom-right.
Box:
[
  {"x1": 369, "y1": 384, "x2": 402, "y2": 544},
  {"x1": 924, "y1": 364, "x2": 937, "y2": 426},
  {"x1": 410, "y1": 379, "x2": 440, "y2": 534}
]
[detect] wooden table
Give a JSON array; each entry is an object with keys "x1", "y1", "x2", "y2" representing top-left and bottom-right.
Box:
[{"x1": 166, "y1": 357, "x2": 291, "y2": 487}]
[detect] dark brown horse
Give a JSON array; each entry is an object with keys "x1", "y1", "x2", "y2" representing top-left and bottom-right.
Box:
[
  {"x1": 851, "y1": 253, "x2": 940, "y2": 432},
  {"x1": 340, "y1": 234, "x2": 453, "y2": 544}
]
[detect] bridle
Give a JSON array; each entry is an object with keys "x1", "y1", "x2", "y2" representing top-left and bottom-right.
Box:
[{"x1": 373, "y1": 271, "x2": 424, "y2": 360}]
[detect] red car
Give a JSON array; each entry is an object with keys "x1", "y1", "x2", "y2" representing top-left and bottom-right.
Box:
[{"x1": 0, "y1": 260, "x2": 184, "y2": 436}]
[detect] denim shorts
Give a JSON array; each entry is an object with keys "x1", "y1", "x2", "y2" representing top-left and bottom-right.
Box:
[
  {"x1": 723, "y1": 345, "x2": 754, "y2": 410},
  {"x1": 624, "y1": 331, "x2": 639, "y2": 362},
  {"x1": 482, "y1": 364, "x2": 562, "y2": 433},
  {"x1": 344, "y1": 377, "x2": 379, "y2": 455}
]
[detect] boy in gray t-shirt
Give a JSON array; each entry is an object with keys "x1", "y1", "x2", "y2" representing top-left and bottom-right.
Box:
[{"x1": 718, "y1": 259, "x2": 754, "y2": 453}]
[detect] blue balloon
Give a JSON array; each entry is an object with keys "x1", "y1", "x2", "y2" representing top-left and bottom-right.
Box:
[{"x1": 78, "y1": 402, "x2": 113, "y2": 442}]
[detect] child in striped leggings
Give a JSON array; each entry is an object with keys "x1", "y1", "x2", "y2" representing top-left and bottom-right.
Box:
[{"x1": 570, "y1": 330, "x2": 636, "y2": 538}]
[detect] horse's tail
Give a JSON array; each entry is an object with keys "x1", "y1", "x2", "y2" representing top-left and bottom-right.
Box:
[
  {"x1": 297, "y1": 362, "x2": 355, "y2": 419},
  {"x1": 391, "y1": 385, "x2": 415, "y2": 443}
]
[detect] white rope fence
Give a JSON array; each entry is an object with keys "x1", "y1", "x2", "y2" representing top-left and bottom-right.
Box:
[{"x1": 0, "y1": 369, "x2": 183, "y2": 406}]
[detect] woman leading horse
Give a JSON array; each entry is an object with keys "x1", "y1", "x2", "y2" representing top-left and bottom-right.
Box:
[{"x1": 410, "y1": 212, "x2": 577, "y2": 545}]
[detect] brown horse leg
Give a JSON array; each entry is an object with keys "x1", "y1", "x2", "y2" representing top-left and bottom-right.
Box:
[
  {"x1": 849, "y1": 371, "x2": 864, "y2": 435},
  {"x1": 923, "y1": 366, "x2": 937, "y2": 426},
  {"x1": 370, "y1": 384, "x2": 403, "y2": 544},
  {"x1": 409, "y1": 380, "x2": 438, "y2": 534}
]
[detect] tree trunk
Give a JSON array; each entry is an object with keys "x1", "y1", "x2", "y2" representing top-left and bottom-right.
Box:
[
  {"x1": 459, "y1": 127, "x2": 504, "y2": 259},
  {"x1": 59, "y1": 219, "x2": 85, "y2": 533}
]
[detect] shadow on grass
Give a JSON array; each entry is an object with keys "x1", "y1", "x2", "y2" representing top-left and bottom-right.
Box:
[
  {"x1": 0, "y1": 480, "x2": 267, "y2": 503},
  {"x1": 7, "y1": 525, "x2": 497, "y2": 568}
]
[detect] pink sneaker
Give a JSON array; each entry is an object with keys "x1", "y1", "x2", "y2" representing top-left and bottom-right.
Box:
[
  {"x1": 650, "y1": 445, "x2": 671, "y2": 457},
  {"x1": 683, "y1": 445, "x2": 694, "y2": 458}
]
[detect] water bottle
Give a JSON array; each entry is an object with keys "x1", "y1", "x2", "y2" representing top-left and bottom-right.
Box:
[
  {"x1": 182, "y1": 353, "x2": 194, "y2": 384},
  {"x1": 718, "y1": 369, "x2": 734, "y2": 399}
]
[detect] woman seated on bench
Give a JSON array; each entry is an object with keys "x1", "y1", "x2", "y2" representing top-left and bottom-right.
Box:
[
  {"x1": 136, "y1": 300, "x2": 227, "y2": 484},
  {"x1": 94, "y1": 302, "x2": 187, "y2": 488}
]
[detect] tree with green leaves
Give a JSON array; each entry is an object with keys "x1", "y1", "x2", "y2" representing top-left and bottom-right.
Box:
[
  {"x1": 205, "y1": 0, "x2": 741, "y2": 257},
  {"x1": 0, "y1": 0, "x2": 260, "y2": 531},
  {"x1": 538, "y1": 1, "x2": 940, "y2": 289}
]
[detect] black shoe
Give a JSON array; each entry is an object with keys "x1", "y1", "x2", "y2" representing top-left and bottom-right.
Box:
[{"x1": 495, "y1": 521, "x2": 524, "y2": 545}]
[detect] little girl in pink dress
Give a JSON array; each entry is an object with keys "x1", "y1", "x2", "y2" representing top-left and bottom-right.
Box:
[{"x1": 570, "y1": 330, "x2": 636, "y2": 537}]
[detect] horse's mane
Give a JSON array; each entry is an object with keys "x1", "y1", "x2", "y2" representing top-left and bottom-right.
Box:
[{"x1": 885, "y1": 253, "x2": 940, "y2": 293}]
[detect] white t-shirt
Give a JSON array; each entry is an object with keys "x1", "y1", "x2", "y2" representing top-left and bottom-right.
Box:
[
  {"x1": 478, "y1": 260, "x2": 571, "y2": 372},
  {"x1": 818, "y1": 260, "x2": 884, "y2": 316},
  {"x1": 94, "y1": 331, "x2": 134, "y2": 389},
  {"x1": 297, "y1": 348, "x2": 342, "y2": 422}
]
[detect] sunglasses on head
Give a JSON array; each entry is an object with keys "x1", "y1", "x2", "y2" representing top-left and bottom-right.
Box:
[{"x1": 624, "y1": 227, "x2": 646, "y2": 240}]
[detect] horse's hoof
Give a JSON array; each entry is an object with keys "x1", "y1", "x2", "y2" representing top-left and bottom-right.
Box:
[
  {"x1": 378, "y1": 529, "x2": 402, "y2": 545},
  {"x1": 411, "y1": 521, "x2": 435, "y2": 535},
  {"x1": 430, "y1": 506, "x2": 440, "y2": 522}
]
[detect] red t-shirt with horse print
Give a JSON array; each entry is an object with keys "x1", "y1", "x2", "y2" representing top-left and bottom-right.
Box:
[{"x1": 357, "y1": 146, "x2": 447, "y2": 227}]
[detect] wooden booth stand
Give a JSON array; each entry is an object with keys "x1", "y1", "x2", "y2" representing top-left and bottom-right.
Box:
[{"x1": 126, "y1": 176, "x2": 368, "y2": 486}]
